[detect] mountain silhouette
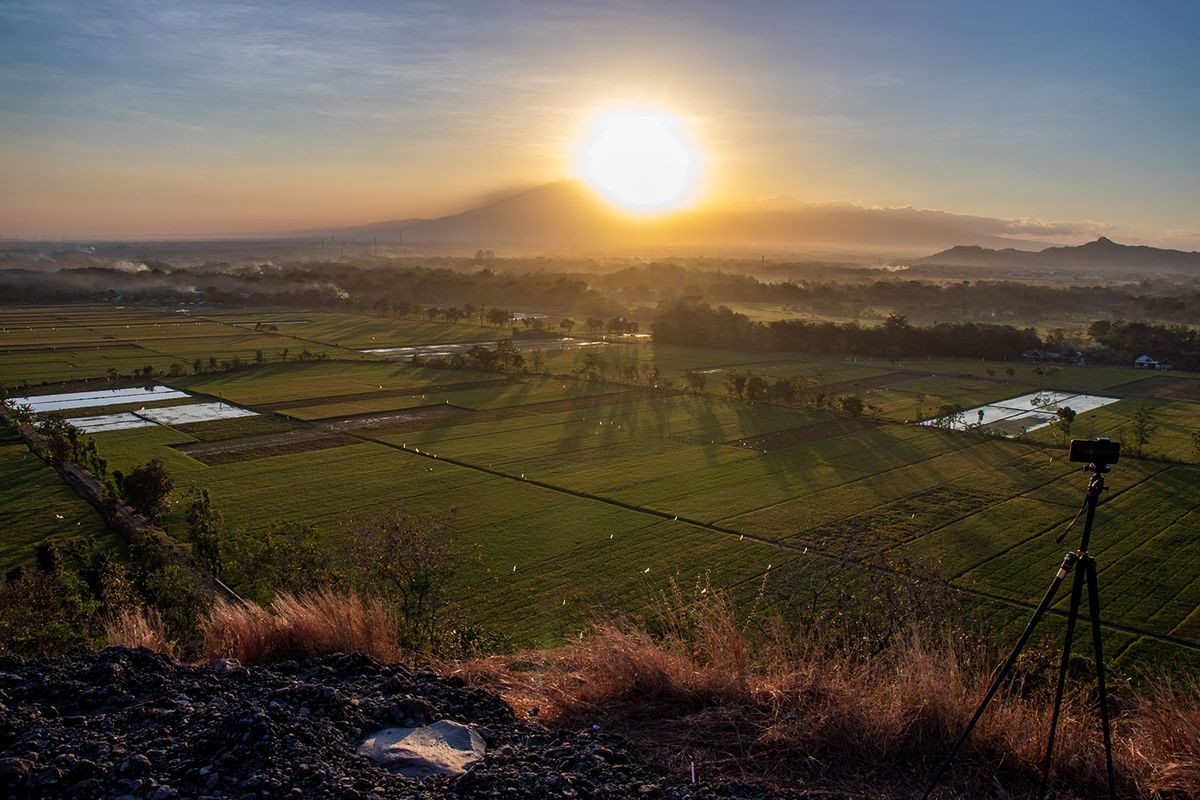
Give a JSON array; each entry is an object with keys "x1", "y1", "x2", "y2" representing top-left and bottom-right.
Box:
[
  {"x1": 916, "y1": 237, "x2": 1200, "y2": 273},
  {"x1": 320, "y1": 181, "x2": 1060, "y2": 254}
]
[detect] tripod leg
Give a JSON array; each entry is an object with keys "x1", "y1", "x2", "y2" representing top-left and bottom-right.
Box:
[
  {"x1": 1084, "y1": 557, "x2": 1117, "y2": 800},
  {"x1": 921, "y1": 554, "x2": 1076, "y2": 800},
  {"x1": 1039, "y1": 557, "x2": 1088, "y2": 798}
]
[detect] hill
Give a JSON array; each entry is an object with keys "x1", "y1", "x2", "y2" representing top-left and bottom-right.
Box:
[
  {"x1": 915, "y1": 236, "x2": 1200, "y2": 275},
  {"x1": 323, "y1": 181, "x2": 1055, "y2": 254}
]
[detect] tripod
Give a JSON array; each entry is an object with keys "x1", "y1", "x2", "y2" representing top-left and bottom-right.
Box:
[{"x1": 922, "y1": 461, "x2": 1118, "y2": 800}]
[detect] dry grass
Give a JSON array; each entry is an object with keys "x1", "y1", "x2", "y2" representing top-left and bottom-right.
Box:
[
  {"x1": 1125, "y1": 683, "x2": 1200, "y2": 797},
  {"x1": 104, "y1": 606, "x2": 177, "y2": 657},
  {"x1": 200, "y1": 589, "x2": 402, "y2": 664},
  {"x1": 456, "y1": 589, "x2": 1200, "y2": 800}
]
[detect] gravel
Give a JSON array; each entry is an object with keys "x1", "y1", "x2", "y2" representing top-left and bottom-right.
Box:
[{"x1": 0, "y1": 648, "x2": 838, "y2": 800}]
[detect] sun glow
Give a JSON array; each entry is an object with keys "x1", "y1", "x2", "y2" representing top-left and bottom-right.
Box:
[{"x1": 574, "y1": 106, "x2": 703, "y2": 214}]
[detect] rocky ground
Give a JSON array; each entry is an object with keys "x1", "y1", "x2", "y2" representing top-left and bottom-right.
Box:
[{"x1": 0, "y1": 648, "x2": 838, "y2": 800}]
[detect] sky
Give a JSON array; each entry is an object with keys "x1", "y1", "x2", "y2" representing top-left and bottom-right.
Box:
[{"x1": 1, "y1": 0, "x2": 1197, "y2": 243}]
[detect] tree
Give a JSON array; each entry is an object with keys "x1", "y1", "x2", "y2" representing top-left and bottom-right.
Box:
[
  {"x1": 585, "y1": 318, "x2": 605, "y2": 335},
  {"x1": 36, "y1": 416, "x2": 77, "y2": 467},
  {"x1": 1054, "y1": 406, "x2": 1077, "y2": 442},
  {"x1": 1191, "y1": 429, "x2": 1200, "y2": 463},
  {"x1": 560, "y1": 318, "x2": 576, "y2": 334},
  {"x1": 186, "y1": 489, "x2": 224, "y2": 578},
  {"x1": 121, "y1": 460, "x2": 175, "y2": 521},
  {"x1": 914, "y1": 390, "x2": 928, "y2": 422},
  {"x1": 485, "y1": 308, "x2": 511, "y2": 326},
  {"x1": 769, "y1": 378, "x2": 797, "y2": 404},
  {"x1": 933, "y1": 403, "x2": 965, "y2": 429},
  {"x1": 745, "y1": 375, "x2": 769, "y2": 402},
  {"x1": 725, "y1": 371, "x2": 748, "y2": 399},
  {"x1": 684, "y1": 370, "x2": 707, "y2": 393},
  {"x1": 576, "y1": 350, "x2": 607, "y2": 382},
  {"x1": 1129, "y1": 404, "x2": 1158, "y2": 456},
  {"x1": 218, "y1": 521, "x2": 331, "y2": 604},
  {"x1": 839, "y1": 394, "x2": 864, "y2": 416},
  {"x1": 344, "y1": 508, "x2": 461, "y2": 651}
]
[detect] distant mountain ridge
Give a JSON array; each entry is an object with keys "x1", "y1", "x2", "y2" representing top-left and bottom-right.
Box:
[
  {"x1": 915, "y1": 236, "x2": 1200, "y2": 273},
  {"x1": 318, "y1": 181, "x2": 1063, "y2": 254}
]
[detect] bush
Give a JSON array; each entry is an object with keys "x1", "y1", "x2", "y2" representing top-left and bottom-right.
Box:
[
  {"x1": 0, "y1": 568, "x2": 101, "y2": 657},
  {"x1": 342, "y1": 508, "x2": 461, "y2": 653},
  {"x1": 140, "y1": 564, "x2": 208, "y2": 648}
]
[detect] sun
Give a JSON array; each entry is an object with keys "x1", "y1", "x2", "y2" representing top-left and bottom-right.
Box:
[{"x1": 573, "y1": 106, "x2": 703, "y2": 214}]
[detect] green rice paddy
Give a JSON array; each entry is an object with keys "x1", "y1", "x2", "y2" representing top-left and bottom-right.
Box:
[{"x1": 3, "y1": 305, "x2": 1198, "y2": 663}]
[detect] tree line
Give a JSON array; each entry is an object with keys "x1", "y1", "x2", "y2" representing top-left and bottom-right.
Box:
[{"x1": 652, "y1": 301, "x2": 1041, "y2": 361}]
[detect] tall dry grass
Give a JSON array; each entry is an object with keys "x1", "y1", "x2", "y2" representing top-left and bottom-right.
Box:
[
  {"x1": 200, "y1": 589, "x2": 403, "y2": 663},
  {"x1": 1124, "y1": 683, "x2": 1200, "y2": 797},
  {"x1": 458, "y1": 588, "x2": 1200, "y2": 799},
  {"x1": 105, "y1": 606, "x2": 177, "y2": 657}
]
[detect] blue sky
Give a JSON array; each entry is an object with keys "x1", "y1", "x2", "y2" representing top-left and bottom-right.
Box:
[{"x1": 1, "y1": 0, "x2": 1196, "y2": 242}]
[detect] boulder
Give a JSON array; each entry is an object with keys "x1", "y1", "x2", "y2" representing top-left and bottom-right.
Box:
[{"x1": 358, "y1": 720, "x2": 485, "y2": 778}]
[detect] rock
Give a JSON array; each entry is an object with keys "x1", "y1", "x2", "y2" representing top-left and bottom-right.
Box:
[
  {"x1": 388, "y1": 696, "x2": 435, "y2": 727},
  {"x1": 358, "y1": 720, "x2": 486, "y2": 778},
  {"x1": 209, "y1": 657, "x2": 244, "y2": 676},
  {"x1": 0, "y1": 756, "x2": 32, "y2": 785}
]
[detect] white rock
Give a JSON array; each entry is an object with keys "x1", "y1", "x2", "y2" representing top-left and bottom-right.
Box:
[{"x1": 358, "y1": 720, "x2": 485, "y2": 777}]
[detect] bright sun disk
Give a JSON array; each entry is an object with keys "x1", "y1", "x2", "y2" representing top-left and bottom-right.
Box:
[{"x1": 574, "y1": 106, "x2": 702, "y2": 214}]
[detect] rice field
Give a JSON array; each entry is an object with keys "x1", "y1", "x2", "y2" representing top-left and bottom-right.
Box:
[
  {"x1": 3, "y1": 305, "x2": 1198, "y2": 665},
  {"x1": 0, "y1": 435, "x2": 119, "y2": 566}
]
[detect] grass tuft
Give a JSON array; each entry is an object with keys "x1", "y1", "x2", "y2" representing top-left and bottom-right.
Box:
[
  {"x1": 104, "y1": 607, "x2": 177, "y2": 658},
  {"x1": 200, "y1": 589, "x2": 402, "y2": 664}
]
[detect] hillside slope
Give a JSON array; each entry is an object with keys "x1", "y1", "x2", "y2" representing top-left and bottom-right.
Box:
[{"x1": 0, "y1": 647, "x2": 817, "y2": 799}]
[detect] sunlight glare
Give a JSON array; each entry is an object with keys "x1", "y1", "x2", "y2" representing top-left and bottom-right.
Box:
[{"x1": 574, "y1": 106, "x2": 703, "y2": 214}]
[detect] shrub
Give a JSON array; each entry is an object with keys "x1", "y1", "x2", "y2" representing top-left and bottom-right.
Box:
[{"x1": 0, "y1": 568, "x2": 101, "y2": 657}]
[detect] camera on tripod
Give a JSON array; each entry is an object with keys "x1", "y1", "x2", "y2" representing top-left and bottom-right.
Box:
[
  {"x1": 1068, "y1": 437, "x2": 1120, "y2": 467},
  {"x1": 926, "y1": 435, "x2": 1122, "y2": 799}
]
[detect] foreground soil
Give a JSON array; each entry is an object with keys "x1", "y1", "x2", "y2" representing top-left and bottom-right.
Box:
[{"x1": 0, "y1": 647, "x2": 839, "y2": 800}]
